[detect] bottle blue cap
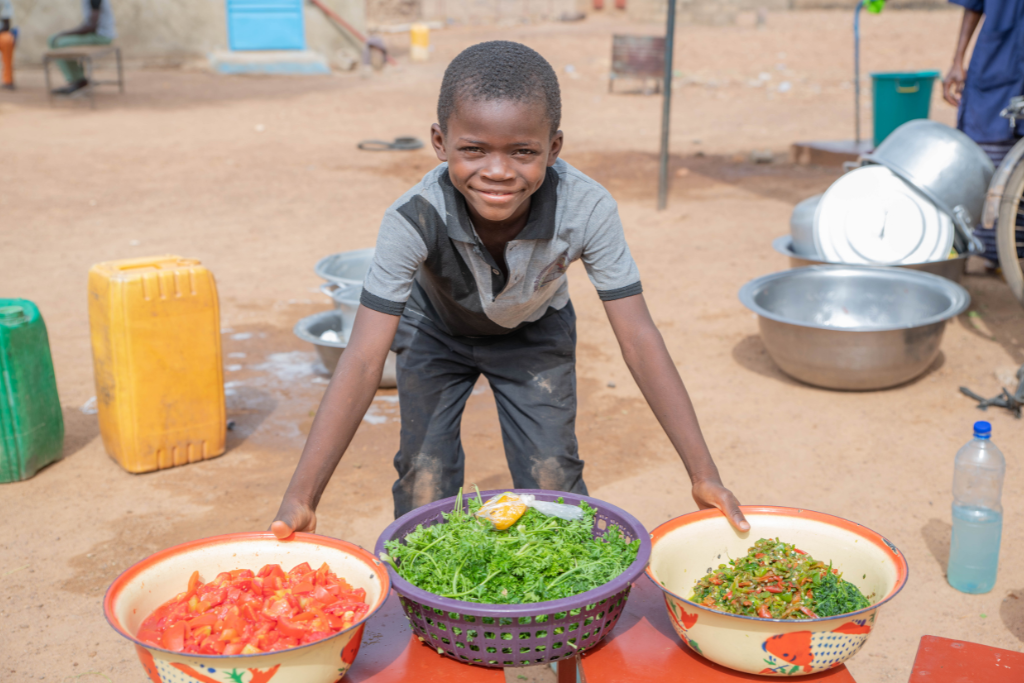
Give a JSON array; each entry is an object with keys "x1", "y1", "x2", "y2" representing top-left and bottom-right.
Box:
[{"x1": 974, "y1": 421, "x2": 991, "y2": 438}]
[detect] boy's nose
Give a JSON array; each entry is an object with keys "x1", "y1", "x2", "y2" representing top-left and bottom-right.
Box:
[{"x1": 480, "y1": 155, "x2": 515, "y2": 182}]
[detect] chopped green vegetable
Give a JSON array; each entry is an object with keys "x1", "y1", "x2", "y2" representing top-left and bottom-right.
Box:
[
  {"x1": 384, "y1": 490, "x2": 639, "y2": 604},
  {"x1": 690, "y1": 538, "x2": 871, "y2": 620}
]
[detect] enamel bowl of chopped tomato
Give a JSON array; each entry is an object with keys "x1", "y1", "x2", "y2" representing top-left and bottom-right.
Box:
[
  {"x1": 104, "y1": 532, "x2": 389, "y2": 683},
  {"x1": 646, "y1": 506, "x2": 909, "y2": 676}
]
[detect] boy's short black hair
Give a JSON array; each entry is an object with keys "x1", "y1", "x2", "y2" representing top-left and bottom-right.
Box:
[{"x1": 437, "y1": 41, "x2": 561, "y2": 137}]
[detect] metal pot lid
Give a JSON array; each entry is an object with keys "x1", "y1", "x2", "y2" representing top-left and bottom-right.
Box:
[
  {"x1": 790, "y1": 194, "x2": 822, "y2": 256},
  {"x1": 813, "y1": 165, "x2": 953, "y2": 265}
]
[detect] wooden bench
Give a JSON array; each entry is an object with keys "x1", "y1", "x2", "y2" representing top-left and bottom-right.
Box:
[{"x1": 43, "y1": 44, "x2": 123, "y2": 108}]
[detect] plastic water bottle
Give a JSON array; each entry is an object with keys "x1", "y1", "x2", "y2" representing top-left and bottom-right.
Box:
[{"x1": 947, "y1": 421, "x2": 1005, "y2": 594}]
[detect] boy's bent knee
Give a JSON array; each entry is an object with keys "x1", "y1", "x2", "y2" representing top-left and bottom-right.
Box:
[{"x1": 0, "y1": 32, "x2": 13, "y2": 48}]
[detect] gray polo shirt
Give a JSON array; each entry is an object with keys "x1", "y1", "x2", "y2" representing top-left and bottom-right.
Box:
[{"x1": 361, "y1": 158, "x2": 642, "y2": 338}]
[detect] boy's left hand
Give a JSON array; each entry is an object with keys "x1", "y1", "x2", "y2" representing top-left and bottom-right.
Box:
[{"x1": 692, "y1": 477, "x2": 750, "y2": 532}]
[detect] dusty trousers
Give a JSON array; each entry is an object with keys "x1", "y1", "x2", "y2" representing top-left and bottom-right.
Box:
[{"x1": 390, "y1": 300, "x2": 587, "y2": 518}]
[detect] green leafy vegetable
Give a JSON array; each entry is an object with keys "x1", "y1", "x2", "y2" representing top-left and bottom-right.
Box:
[
  {"x1": 383, "y1": 490, "x2": 639, "y2": 604},
  {"x1": 690, "y1": 538, "x2": 871, "y2": 619}
]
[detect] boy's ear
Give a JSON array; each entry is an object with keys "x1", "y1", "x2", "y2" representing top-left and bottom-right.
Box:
[
  {"x1": 430, "y1": 124, "x2": 448, "y2": 162},
  {"x1": 547, "y1": 130, "x2": 564, "y2": 167}
]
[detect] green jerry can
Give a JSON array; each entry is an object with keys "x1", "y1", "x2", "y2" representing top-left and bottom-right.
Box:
[{"x1": 0, "y1": 299, "x2": 64, "y2": 482}]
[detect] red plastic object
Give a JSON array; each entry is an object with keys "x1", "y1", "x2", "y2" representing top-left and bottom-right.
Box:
[
  {"x1": 908, "y1": 635, "x2": 1024, "y2": 682},
  {"x1": 579, "y1": 577, "x2": 858, "y2": 682},
  {"x1": 615, "y1": 0, "x2": 626, "y2": 8},
  {"x1": 593, "y1": 0, "x2": 604, "y2": 9},
  {"x1": 345, "y1": 589, "x2": 503, "y2": 683},
  {"x1": 345, "y1": 574, "x2": 859, "y2": 682}
]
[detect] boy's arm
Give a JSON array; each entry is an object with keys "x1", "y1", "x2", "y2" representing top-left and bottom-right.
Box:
[
  {"x1": 603, "y1": 293, "x2": 749, "y2": 531},
  {"x1": 271, "y1": 306, "x2": 400, "y2": 538}
]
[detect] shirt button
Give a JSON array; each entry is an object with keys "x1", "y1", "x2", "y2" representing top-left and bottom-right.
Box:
[{"x1": 492, "y1": 268, "x2": 501, "y2": 275}]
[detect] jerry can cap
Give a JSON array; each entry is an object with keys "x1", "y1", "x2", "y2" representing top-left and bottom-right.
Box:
[{"x1": 0, "y1": 305, "x2": 26, "y2": 324}]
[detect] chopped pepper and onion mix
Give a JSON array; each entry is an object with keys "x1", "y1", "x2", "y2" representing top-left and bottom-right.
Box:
[
  {"x1": 690, "y1": 538, "x2": 871, "y2": 620},
  {"x1": 137, "y1": 562, "x2": 369, "y2": 655},
  {"x1": 383, "y1": 491, "x2": 640, "y2": 604}
]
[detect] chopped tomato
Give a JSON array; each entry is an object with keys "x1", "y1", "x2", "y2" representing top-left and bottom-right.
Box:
[
  {"x1": 138, "y1": 561, "x2": 367, "y2": 655},
  {"x1": 162, "y1": 622, "x2": 186, "y2": 652}
]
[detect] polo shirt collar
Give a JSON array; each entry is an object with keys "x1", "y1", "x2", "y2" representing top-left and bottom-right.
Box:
[{"x1": 441, "y1": 166, "x2": 559, "y2": 243}]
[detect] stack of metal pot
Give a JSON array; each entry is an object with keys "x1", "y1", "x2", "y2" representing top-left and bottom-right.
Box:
[
  {"x1": 774, "y1": 120, "x2": 995, "y2": 282},
  {"x1": 294, "y1": 248, "x2": 397, "y2": 387}
]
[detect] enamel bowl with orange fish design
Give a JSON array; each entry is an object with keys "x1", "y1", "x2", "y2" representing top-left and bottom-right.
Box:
[
  {"x1": 104, "y1": 532, "x2": 390, "y2": 683},
  {"x1": 646, "y1": 507, "x2": 908, "y2": 676}
]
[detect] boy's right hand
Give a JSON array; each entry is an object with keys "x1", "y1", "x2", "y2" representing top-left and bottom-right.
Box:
[{"x1": 271, "y1": 498, "x2": 317, "y2": 539}]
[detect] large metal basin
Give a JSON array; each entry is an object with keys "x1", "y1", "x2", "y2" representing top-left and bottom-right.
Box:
[
  {"x1": 864, "y1": 120, "x2": 994, "y2": 248},
  {"x1": 294, "y1": 309, "x2": 397, "y2": 388},
  {"x1": 772, "y1": 235, "x2": 970, "y2": 283},
  {"x1": 315, "y1": 248, "x2": 375, "y2": 288},
  {"x1": 739, "y1": 266, "x2": 970, "y2": 390}
]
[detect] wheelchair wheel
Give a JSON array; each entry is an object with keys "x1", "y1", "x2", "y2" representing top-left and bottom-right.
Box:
[{"x1": 996, "y1": 151, "x2": 1024, "y2": 308}]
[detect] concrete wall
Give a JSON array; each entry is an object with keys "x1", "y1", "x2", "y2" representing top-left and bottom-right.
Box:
[{"x1": 11, "y1": 0, "x2": 366, "y2": 66}]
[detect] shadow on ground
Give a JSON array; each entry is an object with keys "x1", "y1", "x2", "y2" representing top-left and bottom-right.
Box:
[
  {"x1": 1001, "y1": 588, "x2": 1024, "y2": 644},
  {"x1": 921, "y1": 518, "x2": 951, "y2": 574},
  {"x1": 61, "y1": 404, "x2": 101, "y2": 459},
  {"x1": 566, "y1": 151, "x2": 842, "y2": 205},
  {"x1": 959, "y1": 273, "x2": 1024, "y2": 367}
]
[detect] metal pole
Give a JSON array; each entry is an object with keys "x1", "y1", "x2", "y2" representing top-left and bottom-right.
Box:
[
  {"x1": 854, "y1": 0, "x2": 863, "y2": 146},
  {"x1": 657, "y1": 0, "x2": 677, "y2": 211}
]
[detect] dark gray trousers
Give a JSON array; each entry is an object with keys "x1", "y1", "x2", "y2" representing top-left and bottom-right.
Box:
[{"x1": 390, "y1": 302, "x2": 587, "y2": 518}]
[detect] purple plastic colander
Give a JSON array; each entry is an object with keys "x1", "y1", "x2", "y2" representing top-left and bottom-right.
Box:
[{"x1": 373, "y1": 489, "x2": 651, "y2": 668}]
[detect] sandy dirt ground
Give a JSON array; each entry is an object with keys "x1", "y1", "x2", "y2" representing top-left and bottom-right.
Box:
[{"x1": 1, "y1": 10, "x2": 1022, "y2": 683}]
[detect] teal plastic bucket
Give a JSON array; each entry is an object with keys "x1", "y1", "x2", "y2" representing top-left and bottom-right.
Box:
[{"x1": 870, "y1": 71, "x2": 940, "y2": 146}]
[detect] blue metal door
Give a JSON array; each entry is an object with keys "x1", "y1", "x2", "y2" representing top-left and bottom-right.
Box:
[{"x1": 227, "y1": 0, "x2": 306, "y2": 51}]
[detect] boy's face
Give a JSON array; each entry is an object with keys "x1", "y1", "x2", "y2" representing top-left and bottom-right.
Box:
[{"x1": 432, "y1": 98, "x2": 563, "y2": 230}]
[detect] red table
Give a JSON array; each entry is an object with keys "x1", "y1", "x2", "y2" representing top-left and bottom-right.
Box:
[
  {"x1": 908, "y1": 635, "x2": 1024, "y2": 682},
  {"x1": 347, "y1": 577, "x2": 857, "y2": 682}
]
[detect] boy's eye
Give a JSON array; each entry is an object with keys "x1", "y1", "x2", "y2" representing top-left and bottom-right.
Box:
[
  {"x1": 460, "y1": 146, "x2": 484, "y2": 153},
  {"x1": 513, "y1": 149, "x2": 537, "y2": 156}
]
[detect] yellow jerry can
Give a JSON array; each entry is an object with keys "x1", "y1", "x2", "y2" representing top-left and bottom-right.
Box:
[{"x1": 88, "y1": 255, "x2": 226, "y2": 473}]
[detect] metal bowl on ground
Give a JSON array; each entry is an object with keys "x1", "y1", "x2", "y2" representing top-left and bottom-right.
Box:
[
  {"x1": 315, "y1": 248, "x2": 375, "y2": 289},
  {"x1": 864, "y1": 120, "x2": 994, "y2": 246},
  {"x1": 772, "y1": 235, "x2": 971, "y2": 283},
  {"x1": 739, "y1": 265, "x2": 970, "y2": 390},
  {"x1": 104, "y1": 532, "x2": 390, "y2": 683},
  {"x1": 647, "y1": 506, "x2": 908, "y2": 676},
  {"x1": 789, "y1": 194, "x2": 822, "y2": 256},
  {"x1": 294, "y1": 309, "x2": 397, "y2": 388},
  {"x1": 374, "y1": 489, "x2": 651, "y2": 669},
  {"x1": 321, "y1": 281, "x2": 362, "y2": 316}
]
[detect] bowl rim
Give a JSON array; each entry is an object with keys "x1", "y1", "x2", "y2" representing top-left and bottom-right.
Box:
[
  {"x1": 644, "y1": 505, "x2": 909, "y2": 624},
  {"x1": 738, "y1": 264, "x2": 971, "y2": 332},
  {"x1": 314, "y1": 247, "x2": 375, "y2": 285},
  {"x1": 373, "y1": 488, "x2": 652, "y2": 616},
  {"x1": 293, "y1": 309, "x2": 348, "y2": 348},
  {"x1": 771, "y1": 235, "x2": 975, "y2": 264},
  {"x1": 103, "y1": 531, "x2": 390, "y2": 659}
]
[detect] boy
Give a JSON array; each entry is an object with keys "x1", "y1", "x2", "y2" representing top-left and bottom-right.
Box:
[{"x1": 272, "y1": 41, "x2": 748, "y2": 537}]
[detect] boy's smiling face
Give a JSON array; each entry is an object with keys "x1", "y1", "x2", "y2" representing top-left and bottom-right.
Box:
[{"x1": 432, "y1": 98, "x2": 563, "y2": 233}]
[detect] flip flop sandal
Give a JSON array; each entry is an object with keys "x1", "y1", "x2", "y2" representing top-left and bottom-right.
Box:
[{"x1": 357, "y1": 136, "x2": 424, "y2": 151}]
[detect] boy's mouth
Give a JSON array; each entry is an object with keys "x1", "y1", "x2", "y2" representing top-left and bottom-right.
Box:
[{"x1": 473, "y1": 188, "x2": 519, "y2": 204}]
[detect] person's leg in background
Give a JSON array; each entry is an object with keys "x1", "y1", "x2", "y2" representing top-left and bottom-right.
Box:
[
  {"x1": 0, "y1": 30, "x2": 13, "y2": 89},
  {"x1": 47, "y1": 33, "x2": 111, "y2": 94}
]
